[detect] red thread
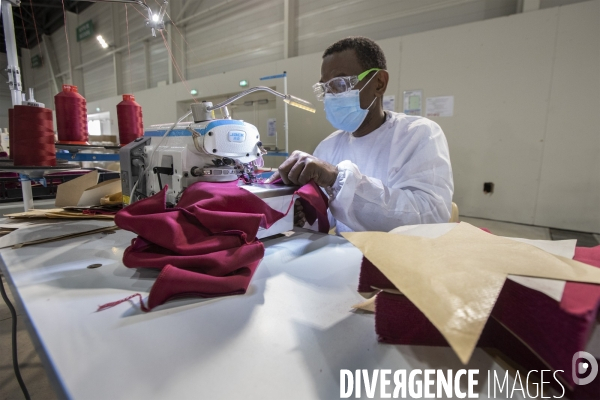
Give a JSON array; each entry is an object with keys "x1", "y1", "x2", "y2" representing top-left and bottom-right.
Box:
[
  {"x1": 117, "y1": 94, "x2": 144, "y2": 146},
  {"x1": 97, "y1": 293, "x2": 149, "y2": 312},
  {"x1": 55, "y1": 85, "x2": 89, "y2": 144},
  {"x1": 13, "y1": 106, "x2": 56, "y2": 167}
]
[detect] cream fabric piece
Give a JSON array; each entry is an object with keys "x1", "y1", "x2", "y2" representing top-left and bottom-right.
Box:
[
  {"x1": 390, "y1": 223, "x2": 575, "y2": 302},
  {"x1": 313, "y1": 112, "x2": 453, "y2": 234},
  {"x1": 343, "y1": 222, "x2": 600, "y2": 364}
]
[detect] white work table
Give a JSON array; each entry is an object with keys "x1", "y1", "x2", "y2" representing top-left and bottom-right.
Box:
[{"x1": 0, "y1": 220, "x2": 529, "y2": 400}]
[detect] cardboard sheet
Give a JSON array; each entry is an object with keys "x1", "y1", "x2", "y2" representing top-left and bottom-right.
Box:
[
  {"x1": 55, "y1": 170, "x2": 121, "y2": 207},
  {"x1": 4, "y1": 209, "x2": 114, "y2": 220},
  {"x1": 343, "y1": 222, "x2": 600, "y2": 364},
  {"x1": 389, "y1": 223, "x2": 574, "y2": 302}
]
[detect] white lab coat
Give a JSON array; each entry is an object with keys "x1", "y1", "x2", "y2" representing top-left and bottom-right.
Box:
[{"x1": 313, "y1": 111, "x2": 453, "y2": 233}]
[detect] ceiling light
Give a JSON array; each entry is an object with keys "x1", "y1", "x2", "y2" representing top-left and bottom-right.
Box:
[
  {"x1": 190, "y1": 89, "x2": 198, "y2": 96},
  {"x1": 96, "y1": 35, "x2": 109, "y2": 49},
  {"x1": 152, "y1": 14, "x2": 159, "y2": 22},
  {"x1": 239, "y1": 80, "x2": 248, "y2": 87}
]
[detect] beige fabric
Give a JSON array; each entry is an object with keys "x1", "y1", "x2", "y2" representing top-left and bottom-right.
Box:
[{"x1": 342, "y1": 222, "x2": 600, "y2": 364}]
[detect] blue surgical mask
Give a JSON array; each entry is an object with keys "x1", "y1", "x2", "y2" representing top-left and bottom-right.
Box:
[{"x1": 323, "y1": 72, "x2": 378, "y2": 132}]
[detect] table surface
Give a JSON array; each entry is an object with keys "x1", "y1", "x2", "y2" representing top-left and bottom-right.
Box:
[{"x1": 0, "y1": 221, "x2": 529, "y2": 400}]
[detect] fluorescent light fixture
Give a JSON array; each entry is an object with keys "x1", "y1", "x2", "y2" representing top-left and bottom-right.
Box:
[
  {"x1": 239, "y1": 80, "x2": 248, "y2": 87},
  {"x1": 96, "y1": 35, "x2": 109, "y2": 49},
  {"x1": 190, "y1": 89, "x2": 198, "y2": 96},
  {"x1": 284, "y1": 94, "x2": 316, "y2": 113}
]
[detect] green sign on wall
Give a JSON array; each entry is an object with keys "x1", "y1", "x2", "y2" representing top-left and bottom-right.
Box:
[
  {"x1": 31, "y1": 54, "x2": 42, "y2": 68},
  {"x1": 77, "y1": 20, "x2": 94, "y2": 42}
]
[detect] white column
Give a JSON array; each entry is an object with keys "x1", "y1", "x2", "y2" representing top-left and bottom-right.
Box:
[
  {"x1": 144, "y1": 40, "x2": 151, "y2": 89},
  {"x1": 167, "y1": 1, "x2": 186, "y2": 84},
  {"x1": 283, "y1": 0, "x2": 297, "y2": 59}
]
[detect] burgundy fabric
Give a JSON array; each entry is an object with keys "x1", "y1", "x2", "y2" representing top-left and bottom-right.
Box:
[
  {"x1": 358, "y1": 257, "x2": 394, "y2": 293},
  {"x1": 114, "y1": 180, "x2": 329, "y2": 310},
  {"x1": 375, "y1": 292, "x2": 600, "y2": 399},
  {"x1": 366, "y1": 245, "x2": 600, "y2": 398},
  {"x1": 375, "y1": 291, "x2": 496, "y2": 347}
]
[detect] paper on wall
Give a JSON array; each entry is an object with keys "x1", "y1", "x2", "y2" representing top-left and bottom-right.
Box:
[
  {"x1": 267, "y1": 118, "x2": 276, "y2": 137},
  {"x1": 343, "y1": 222, "x2": 600, "y2": 364},
  {"x1": 426, "y1": 95, "x2": 454, "y2": 117},
  {"x1": 403, "y1": 90, "x2": 422, "y2": 116}
]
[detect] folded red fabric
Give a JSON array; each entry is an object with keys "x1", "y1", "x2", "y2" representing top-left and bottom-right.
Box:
[{"x1": 109, "y1": 180, "x2": 329, "y2": 310}]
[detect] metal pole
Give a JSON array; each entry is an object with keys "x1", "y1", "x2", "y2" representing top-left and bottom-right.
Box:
[
  {"x1": 2, "y1": 0, "x2": 23, "y2": 106},
  {"x1": 2, "y1": 1, "x2": 35, "y2": 212},
  {"x1": 283, "y1": 71, "x2": 288, "y2": 155},
  {"x1": 19, "y1": 175, "x2": 34, "y2": 211}
]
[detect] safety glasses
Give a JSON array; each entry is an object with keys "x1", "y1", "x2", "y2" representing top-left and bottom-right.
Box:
[{"x1": 312, "y1": 68, "x2": 380, "y2": 101}]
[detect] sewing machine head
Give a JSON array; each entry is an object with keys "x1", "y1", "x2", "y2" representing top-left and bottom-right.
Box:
[
  {"x1": 119, "y1": 86, "x2": 315, "y2": 206},
  {"x1": 119, "y1": 102, "x2": 266, "y2": 206}
]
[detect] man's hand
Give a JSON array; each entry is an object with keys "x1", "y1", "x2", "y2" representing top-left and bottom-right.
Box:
[{"x1": 265, "y1": 150, "x2": 338, "y2": 187}]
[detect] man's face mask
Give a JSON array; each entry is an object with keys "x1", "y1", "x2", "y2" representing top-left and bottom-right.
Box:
[{"x1": 313, "y1": 69, "x2": 380, "y2": 133}]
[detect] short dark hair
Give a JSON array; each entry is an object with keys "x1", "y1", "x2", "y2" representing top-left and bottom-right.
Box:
[{"x1": 322, "y1": 37, "x2": 387, "y2": 70}]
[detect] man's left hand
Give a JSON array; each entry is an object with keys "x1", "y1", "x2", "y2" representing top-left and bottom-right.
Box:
[{"x1": 266, "y1": 150, "x2": 338, "y2": 187}]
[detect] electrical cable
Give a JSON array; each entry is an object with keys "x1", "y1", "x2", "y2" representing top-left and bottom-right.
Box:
[{"x1": 0, "y1": 276, "x2": 31, "y2": 400}]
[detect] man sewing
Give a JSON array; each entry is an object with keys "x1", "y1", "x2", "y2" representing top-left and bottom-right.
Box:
[{"x1": 268, "y1": 37, "x2": 454, "y2": 233}]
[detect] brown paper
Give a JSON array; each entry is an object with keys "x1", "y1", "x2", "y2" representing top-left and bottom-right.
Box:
[
  {"x1": 342, "y1": 222, "x2": 600, "y2": 364},
  {"x1": 5, "y1": 208, "x2": 114, "y2": 220},
  {"x1": 55, "y1": 170, "x2": 121, "y2": 207},
  {"x1": 3, "y1": 225, "x2": 119, "y2": 249},
  {"x1": 55, "y1": 170, "x2": 100, "y2": 207}
]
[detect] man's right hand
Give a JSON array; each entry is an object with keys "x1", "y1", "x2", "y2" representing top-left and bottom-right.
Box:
[{"x1": 265, "y1": 150, "x2": 338, "y2": 187}]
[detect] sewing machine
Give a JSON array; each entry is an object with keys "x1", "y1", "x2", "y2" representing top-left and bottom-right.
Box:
[{"x1": 119, "y1": 87, "x2": 315, "y2": 238}]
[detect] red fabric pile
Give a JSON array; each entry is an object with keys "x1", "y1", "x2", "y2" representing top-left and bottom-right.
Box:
[{"x1": 106, "y1": 180, "x2": 328, "y2": 311}]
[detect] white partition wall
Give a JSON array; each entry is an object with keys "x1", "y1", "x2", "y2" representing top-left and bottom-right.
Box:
[
  {"x1": 398, "y1": 7, "x2": 560, "y2": 225},
  {"x1": 533, "y1": 0, "x2": 600, "y2": 232}
]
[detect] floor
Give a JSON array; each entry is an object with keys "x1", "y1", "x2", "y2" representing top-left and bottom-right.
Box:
[{"x1": 0, "y1": 217, "x2": 598, "y2": 399}]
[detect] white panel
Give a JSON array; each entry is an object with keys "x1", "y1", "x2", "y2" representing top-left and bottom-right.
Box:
[
  {"x1": 297, "y1": 0, "x2": 518, "y2": 56},
  {"x1": 83, "y1": 61, "x2": 116, "y2": 102},
  {"x1": 534, "y1": 0, "x2": 600, "y2": 232},
  {"x1": 122, "y1": 43, "x2": 147, "y2": 94},
  {"x1": 399, "y1": 8, "x2": 558, "y2": 224},
  {"x1": 51, "y1": 28, "x2": 69, "y2": 78},
  {"x1": 149, "y1": 40, "x2": 168, "y2": 87},
  {"x1": 79, "y1": 2, "x2": 116, "y2": 102},
  {"x1": 185, "y1": 0, "x2": 283, "y2": 80}
]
